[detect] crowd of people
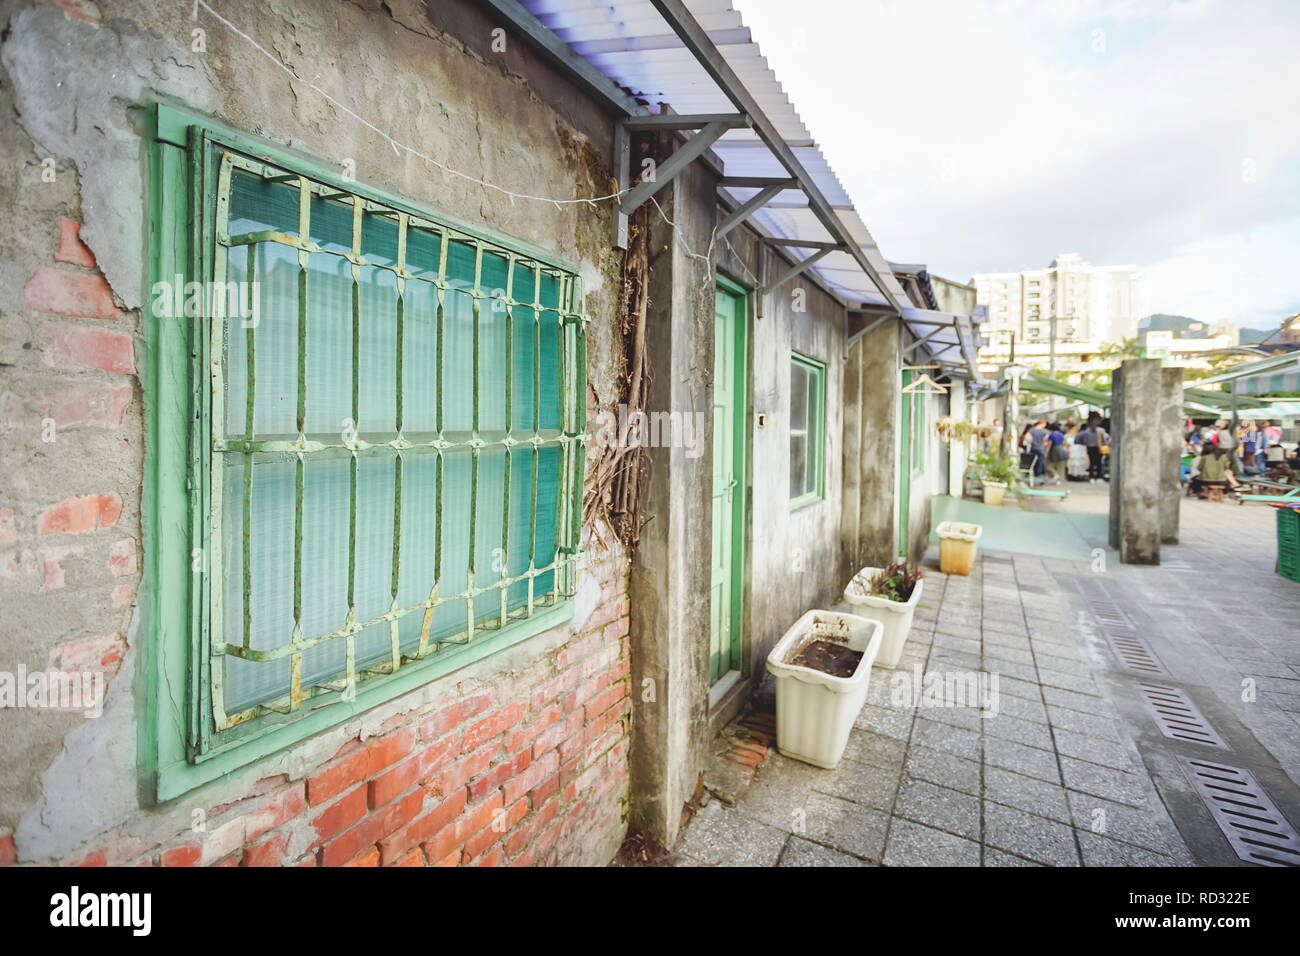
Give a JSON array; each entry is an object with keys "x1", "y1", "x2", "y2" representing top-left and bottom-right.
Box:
[
  {"x1": 1014, "y1": 414, "x2": 1300, "y2": 498},
  {"x1": 1018, "y1": 415, "x2": 1110, "y2": 484},
  {"x1": 1183, "y1": 419, "x2": 1300, "y2": 497}
]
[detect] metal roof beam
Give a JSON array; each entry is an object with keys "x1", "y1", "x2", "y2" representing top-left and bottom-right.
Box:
[
  {"x1": 646, "y1": 0, "x2": 899, "y2": 313},
  {"x1": 843, "y1": 314, "x2": 893, "y2": 359},
  {"x1": 762, "y1": 247, "x2": 836, "y2": 295},
  {"x1": 902, "y1": 326, "x2": 948, "y2": 357},
  {"x1": 765, "y1": 238, "x2": 841, "y2": 250},
  {"x1": 718, "y1": 176, "x2": 799, "y2": 189},
  {"x1": 716, "y1": 181, "x2": 785, "y2": 238},
  {"x1": 623, "y1": 113, "x2": 750, "y2": 131},
  {"x1": 480, "y1": 0, "x2": 649, "y2": 118},
  {"x1": 900, "y1": 306, "x2": 964, "y2": 325},
  {"x1": 616, "y1": 117, "x2": 740, "y2": 226}
]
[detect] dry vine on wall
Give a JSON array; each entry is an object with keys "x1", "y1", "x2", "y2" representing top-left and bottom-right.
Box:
[{"x1": 585, "y1": 203, "x2": 653, "y2": 550}]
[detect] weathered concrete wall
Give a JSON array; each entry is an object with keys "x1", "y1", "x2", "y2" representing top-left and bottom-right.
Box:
[
  {"x1": 1, "y1": 0, "x2": 630, "y2": 866},
  {"x1": 628, "y1": 157, "x2": 717, "y2": 848},
  {"x1": 847, "y1": 318, "x2": 901, "y2": 570},
  {"x1": 946, "y1": 379, "x2": 968, "y2": 498},
  {"x1": 1109, "y1": 359, "x2": 1163, "y2": 564},
  {"x1": 929, "y1": 275, "x2": 976, "y2": 316},
  {"x1": 904, "y1": 382, "x2": 947, "y2": 562}
]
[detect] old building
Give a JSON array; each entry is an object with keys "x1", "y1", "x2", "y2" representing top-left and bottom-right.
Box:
[{"x1": 0, "y1": 0, "x2": 982, "y2": 866}]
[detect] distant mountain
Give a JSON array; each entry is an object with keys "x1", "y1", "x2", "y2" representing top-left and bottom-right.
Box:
[
  {"x1": 1137, "y1": 313, "x2": 1282, "y2": 343},
  {"x1": 1138, "y1": 314, "x2": 1213, "y2": 337},
  {"x1": 1238, "y1": 327, "x2": 1276, "y2": 345}
]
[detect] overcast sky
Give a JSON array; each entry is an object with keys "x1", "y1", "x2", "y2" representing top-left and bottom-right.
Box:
[{"x1": 737, "y1": 0, "x2": 1300, "y2": 332}]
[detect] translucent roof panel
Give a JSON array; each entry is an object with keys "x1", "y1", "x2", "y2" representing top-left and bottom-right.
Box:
[{"x1": 521, "y1": 0, "x2": 912, "y2": 311}]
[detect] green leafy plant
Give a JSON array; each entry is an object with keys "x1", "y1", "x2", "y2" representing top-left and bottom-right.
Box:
[
  {"x1": 868, "y1": 560, "x2": 922, "y2": 603},
  {"x1": 970, "y1": 449, "x2": 1018, "y2": 485}
]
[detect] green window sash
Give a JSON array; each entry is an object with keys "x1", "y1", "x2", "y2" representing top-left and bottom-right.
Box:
[
  {"x1": 145, "y1": 106, "x2": 586, "y2": 794},
  {"x1": 790, "y1": 353, "x2": 826, "y2": 507}
]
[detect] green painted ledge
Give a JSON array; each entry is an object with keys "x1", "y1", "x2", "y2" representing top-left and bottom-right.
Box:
[{"x1": 929, "y1": 495, "x2": 1114, "y2": 563}]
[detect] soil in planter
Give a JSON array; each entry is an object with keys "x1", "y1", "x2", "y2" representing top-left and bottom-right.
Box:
[{"x1": 789, "y1": 639, "x2": 863, "y2": 678}]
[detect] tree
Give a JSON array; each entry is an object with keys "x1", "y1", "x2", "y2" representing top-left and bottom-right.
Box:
[{"x1": 1081, "y1": 336, "x2": 1144, "y2": 388}]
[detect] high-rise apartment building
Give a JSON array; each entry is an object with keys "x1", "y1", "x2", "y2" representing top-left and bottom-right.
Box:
[{"x1": 972, "y1": 254, "x2": 1138, "y2": 374}]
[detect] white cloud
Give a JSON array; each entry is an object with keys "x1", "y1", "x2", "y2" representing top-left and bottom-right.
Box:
[{"x1": 734, "y1": 0, "x2": 1300, "y2": 327}]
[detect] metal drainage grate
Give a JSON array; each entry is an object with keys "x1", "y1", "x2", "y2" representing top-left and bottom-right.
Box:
[
  {"x1": 1104, "y1": 633, "x2": 1169, "y2": 676},
  {"x1": 1137, "y1": 681, "x2": 1227, "y2": 748},
  {"x1": 1178, "y1": 757, "x2": 1300, "y2": 867},
  {"x1": 1090, "y1": 601, "x2": 1135, "y2": 629}
]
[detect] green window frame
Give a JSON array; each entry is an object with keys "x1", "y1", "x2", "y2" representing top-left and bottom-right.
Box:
[
  {"x1": 789, "y1": 353, "x2": 826, "y2": 508},
  {"x1": 143, "y1": 105, "x2": 585, "y2": 800}
]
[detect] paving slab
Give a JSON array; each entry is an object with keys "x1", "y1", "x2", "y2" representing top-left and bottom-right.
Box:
[
  {"x1": 895, "y1": 777, "x2": 981, "y2": 840},
  {"x1": 984, "y1": 802, "x2": 1081, "y2": 867},
  {"x1": 984, "y1": 766, "x2": 1071, "y2": 824},
  {"x1": 779, "y1": 835, "x2": 872, "y2": 867},
  {"x1": 667, "y1": 492, "x2": 1300, "y2": 867},
  {"x1": 884, "y1": 817, "x2": 981, "y2": 867},
  {"x1": 675, "y1": 801, "x2": 788, "y2": 867}
]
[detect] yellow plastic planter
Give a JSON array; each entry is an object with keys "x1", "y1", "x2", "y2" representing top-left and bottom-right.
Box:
[{"x1": 937, "y1": 521, "x2": 983, "y2": 576}]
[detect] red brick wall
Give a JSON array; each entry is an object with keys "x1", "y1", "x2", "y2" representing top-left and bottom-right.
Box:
[
  {"x1": 1, "y1": 222, "x2": 630, "y2": 868},
  {"x1": 2, "y1": 218, "x2": 138, "y2": 643},
  {"x1": 1, "y1": 551, "x2": 630, "y2": 868}
]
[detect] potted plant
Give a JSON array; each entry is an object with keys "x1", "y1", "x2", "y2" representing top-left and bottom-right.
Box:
[
  {"x1": 842, "y1": 560, "x2": 923, "y2": 668},
  {"x1": 766, "y1": 610, "x2": 883, "y2": 769},
  {"x1": 972, "y1": 450, "x2": 1017, "y2": 506}
]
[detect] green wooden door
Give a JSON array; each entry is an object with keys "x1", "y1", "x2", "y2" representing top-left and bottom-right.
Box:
[
  {"x1": 710, "y1": 284, "x2": 746, "y2": 683},
  {"x1": 898, "y1": 369, "x2": 912, "y2": 557}
]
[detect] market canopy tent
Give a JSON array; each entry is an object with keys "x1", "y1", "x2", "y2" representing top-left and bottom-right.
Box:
[
  {"x1": 996, "y1": 372, "x2": 1291, "y2": 419},
  {"x1": 1191, "y1": 351, "x2": 1300, "y2": 396}
]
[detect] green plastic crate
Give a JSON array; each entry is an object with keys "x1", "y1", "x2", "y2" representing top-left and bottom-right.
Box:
[{"x1": 1278, "y1": 507, "x2": 1300, "y2": 582}]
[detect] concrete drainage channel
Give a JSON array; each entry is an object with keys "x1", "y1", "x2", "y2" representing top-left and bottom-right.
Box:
[
  {"x1": 1178, "y1": 757, "x2": 1300, "y2": 866},
  {"x1": 1077, "y1": 577, "x2": 1300, "y2": 867},
  {"x1": 1135, "y1": 681, "x2": 1228, "y2": 749}
]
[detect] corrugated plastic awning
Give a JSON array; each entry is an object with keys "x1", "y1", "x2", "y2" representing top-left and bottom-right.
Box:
[
  {"x1": 509, "y1": 0, "x2": 982, "y2": 382},
  {"x1": 516, "y1": 0, "x2": 982, "y2": 374}
]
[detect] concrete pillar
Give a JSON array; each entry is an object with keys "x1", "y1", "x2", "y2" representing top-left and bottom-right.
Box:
[
  {"x1": 1159, "y1": 366, "x2": 1184, "y2": 544},
  {"x1": 1108, "y1": 359, "x2": 1164, "y2": 564},
  {"x1": 848, "y1": 318, "x2": 900, "y2": 572},
  {"x1": 947, "y1": 379, "x2": 968, "y2": 499},
  {"x1": 627, "y1": 161, "x2": 715, "y2": 849},
  {"x1": 839, "y1": 331, "x2": 863, "y2": 581}
]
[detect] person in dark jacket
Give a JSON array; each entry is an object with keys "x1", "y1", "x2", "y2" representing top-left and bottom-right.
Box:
[{"x1": 1078, "y1": 419, "x2": 1107, "y2": 481}]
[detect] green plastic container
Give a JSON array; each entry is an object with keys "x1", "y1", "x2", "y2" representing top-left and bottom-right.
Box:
[{"x1": 1277, "y1": 507, "x2": 1300, "y2": 582}]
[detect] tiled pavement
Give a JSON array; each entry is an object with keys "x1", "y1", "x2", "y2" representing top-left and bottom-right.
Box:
[{"x1": 670, "y1": 489, "x2": 1300, "y2": 867}]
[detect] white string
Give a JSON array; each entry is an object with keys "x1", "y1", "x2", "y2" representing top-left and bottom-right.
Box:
[
  {"x1": 195, "y1": 0, "x2": 629, "y2": 207},
  {"x1": 721, "y1": 235, "x2": 761, "y2": 286},
  {"x1": 196, "y1": 0, "x2": 754, "y2": 297}
]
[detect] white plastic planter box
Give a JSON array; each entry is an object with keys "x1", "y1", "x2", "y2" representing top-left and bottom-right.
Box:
[
  {"x1": 842, "y1": 568, "x2": 924, "y2": 669},
  {"x1": 981, "y1": 479, "x2": 1007, "y2": 506},
  {"x1": 766, "y1": 610, "x2": 883, "y2": 769},
  {"x1": 937, "y1": 521, "x2": 983, "y2": 576}
]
